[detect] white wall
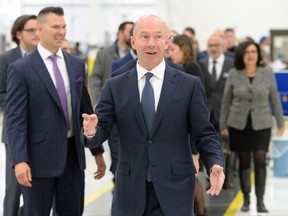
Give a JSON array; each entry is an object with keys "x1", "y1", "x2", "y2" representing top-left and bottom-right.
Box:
[
  {"x1": 1, "y1": 0, "x2": 288, "y2": 52},
  {"x1": 20, "y1": 0, "x2": 90, "y2": 44},
  {"x1": 156, "y1": 0, "x2": 288, "y2": 50}
]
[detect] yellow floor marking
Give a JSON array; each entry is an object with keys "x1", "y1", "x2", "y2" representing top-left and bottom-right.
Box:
[{"x1": 84, "y1": 181, "x2": 114, "y2": 206}]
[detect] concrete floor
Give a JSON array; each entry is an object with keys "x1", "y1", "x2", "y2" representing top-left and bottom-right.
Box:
[{"x1": 1, "y1": 123, "x2": 288, "y2": 215}]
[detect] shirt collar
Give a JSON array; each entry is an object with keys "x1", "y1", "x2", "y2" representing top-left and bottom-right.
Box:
[
  {"x1": 130, "y1": 49, "x2": 137, "y2": 59},
  {"x1": 137, "y1": 59, "x2": 166, "y2": 81},
  {"x1": 19, "y1": 45, "x2": 27, "y2": 57},
  {"x1": 37, "y1": 43, "x2": 64, "y2": 60},
  {"x1": 209, "y1": 53, "x2": 225, "y2": 64}
]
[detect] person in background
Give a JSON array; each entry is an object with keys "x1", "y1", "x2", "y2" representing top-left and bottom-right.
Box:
[
  {"x1": 169, "y1": 34, "x2": 205, "y2": 87},
  {"x1": 61, "y1": 38, "x2": 71, "y2": 53},
  {"x1": 198, "y1": 29, "x2": 236, "y2": 62},
  {"x1": 89, "y1": 21, "x2": 134, "y2": 106},
  {"x1": 111, "y1": 27, "x2": 136, "y2": 72},
  {"x1": 224, "y1": 28, "x2": 238, "y2": 53},
  {"x1": 183, "y1": 26, "x2": 195, "y2": 39},
  {"x1": 164, "y1": 27, "x2": 178, "y2": 58},
  {"x1": 183, "y1": 26, "x2": 205, "y2": 60},
  {"x1": 5, "y1": 7, "x2": 105, "y2": 216},
  {"x1": 82, "y1": 14, "x2": 225, "y2": 216},
  {"x1": 220, "y1": 41, "x2": 284, "y2": 213},
  {"x1": 0, "y1": 14, "x2": 38, "y2": 216},
  {"x1": 243, "y1": 36, "x2": 255, "y2": 42},
  {"x1": 259, "y1": 36, "x2": 271, "y2": 67},
  {"x1": 71, "y1": 42, "x2": 87, "y2": 62},
  {"x1": 169, "y1": 33, "x2": 206, "y2": 216},
  {"x1": 200, "y1": 34, "x2": 234, "y2": 189}
]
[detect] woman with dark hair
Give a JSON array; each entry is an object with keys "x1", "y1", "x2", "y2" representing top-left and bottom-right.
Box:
[
  {"x1": 220, "y1": 41, "x2": 284, "y2": 213},
  {"x1": 169, "y1": 34, "x2": 206, "y2": 216}
]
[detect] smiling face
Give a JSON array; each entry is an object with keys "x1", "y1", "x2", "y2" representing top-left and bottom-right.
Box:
[
  {"x1": 37, "y1": 12, "x2": 67, "y2": 53},
  {"x1": 130, "y1": 15, "x2": 168, "y2": 71}
]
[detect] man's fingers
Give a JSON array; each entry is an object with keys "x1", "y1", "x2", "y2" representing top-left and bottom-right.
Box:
[
  {"x1": 82, "y1": 113, "x2": 97, "y2": 121},
  {"x1": 27, "y1": 169, "x2": 32, "y2": 182},
  {"x1": 17, "y1": 173, "x2": 32, "y2": 187},
  {"x1": 94, "y1": 170, "x2": 105, "y2": 179},
  {"x1": 207, "y1": 185, "x2": 221, "y2": 196},
  {"x1": 82, "y1": 113, "x2": 89, "y2": 120},
  {"x1": 15, "y1": 162, "x2": 32, "y2": 187}
]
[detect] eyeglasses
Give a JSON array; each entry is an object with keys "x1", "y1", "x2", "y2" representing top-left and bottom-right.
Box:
[
  {"x1": 208, "y1": 44, "x2": 221, "y2": 47},
  {"x1": 22, "y1": 28, "x2": 37, "y2": 33},
  {"x1": 244, "y1": 50, "x2": 257, "y2": 55}
]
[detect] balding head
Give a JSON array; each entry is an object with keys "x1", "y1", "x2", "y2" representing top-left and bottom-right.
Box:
[
  {"x1": 207, "y1": 34, "x2": 224, "y2": 59},
  {"x1": 133, "y1": 15, "x2": 167, "y2": 37},
  {"x1": 131, "y1": 15, "x2": 169, "y2": 71}
]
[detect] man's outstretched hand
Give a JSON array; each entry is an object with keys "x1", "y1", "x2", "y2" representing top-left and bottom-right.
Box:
[{"x1": 207, "y1": 164, "x2": 225, "y2": 196}]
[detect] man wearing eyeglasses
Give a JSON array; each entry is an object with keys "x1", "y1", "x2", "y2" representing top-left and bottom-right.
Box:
[{"x1": 0, "y1": 14, "x2": 38, "y2": 216}]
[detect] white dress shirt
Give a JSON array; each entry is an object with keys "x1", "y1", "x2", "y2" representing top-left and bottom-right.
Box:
[
  {"x1": 137, "y1": 59, "x2": 166, "y2": 112},
  {"x1": 209, "y1": 54, "x2": 225, "y2": 80}
]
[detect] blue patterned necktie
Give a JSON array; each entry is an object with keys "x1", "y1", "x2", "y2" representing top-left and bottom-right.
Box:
[
  {"x1": 49, "y1": 55, "x2": 70, "y2": 129},
  {"x1": 141, "y1": 72, "x2": 155, "y2": 134},
  {"x1": 141, "y1": 72, "x2": 155, "y2": 182}
]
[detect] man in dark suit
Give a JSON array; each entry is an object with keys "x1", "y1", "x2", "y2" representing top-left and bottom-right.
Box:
[
  {"x1": 5, "y1": 7, "x2": 105, "y2": 216},
  {"x1": 83, "y1": 15, "x2": 225, "y2": 216},
  {"x1": 110, "y1": 51, "x2": 184, "y2": 178},
  {"x1": 200, "y1": 34, "x2": 234, "y2": 189},
  {"x1": 108, "y1": 49, "x2": 137, "y2": 180},
  {"x1": 200, "y1": 34, "x2": 234, "y2": 130},
  {"x1": 111, "y1": 49, "x2": 137, "y2": 72},
  {"x1": 0, "y1": 14, "x2": 38, "y2": 216}
]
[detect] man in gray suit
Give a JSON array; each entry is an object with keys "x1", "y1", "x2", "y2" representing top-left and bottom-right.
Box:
[
  {"x1": 0, "y1": 14, "x2": 38, "y2": 216},
  {"x1": 89, "y1": 21, "x2": 134, "y2": 106},
  {"x1": 200, "y1": 34, "x2": 234, "y2": 189}
]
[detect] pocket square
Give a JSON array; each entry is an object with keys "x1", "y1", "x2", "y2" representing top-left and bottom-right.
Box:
[
  {"x1": 76, "y1": 76, "x2": 84, "y2": 83},
  {"x1": 223, "y1": 73, "x2": 229, "y2": 78}
]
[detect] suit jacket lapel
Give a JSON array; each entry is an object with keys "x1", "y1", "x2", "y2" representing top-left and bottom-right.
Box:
[
  {"x1": 12, "y1": 47, "x2": 22, "y2": 61},
  {"x1": 31, "y1": 50, "x2": 63, "y2": 111},
  {"x1": 150, "y1": 66, "x2": 179, "y2": 137},
  {"x1": 251, "y1": 68, "x2": 263, "y2": 87},
  {"x1": 217, "y1": 58, "x2": 229, "y2": 85},
  {"x1": 239, "y1": 69, "x2": 251, "y2": 88},
  {"x1": 125, "y1": 68, "x2": 148, "y2": 137},
  {"x1": 125, "y1": 66, "x2": 179, "y2": 137}
]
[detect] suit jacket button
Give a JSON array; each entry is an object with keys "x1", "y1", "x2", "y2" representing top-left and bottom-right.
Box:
[{"x1": 148, "y1": 140, "x2": 153, "y2": 144}]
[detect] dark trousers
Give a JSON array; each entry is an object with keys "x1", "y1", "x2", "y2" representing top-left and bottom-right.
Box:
[
  {"x1": 3, "y1": 143, "x2": 23, "y2": 216},
  {"x1": 21, "y1": 137, "x2": 84, "y2": 216},
  {"x1": 143, "y1": 182, "x2": 165, "y2": 216}
]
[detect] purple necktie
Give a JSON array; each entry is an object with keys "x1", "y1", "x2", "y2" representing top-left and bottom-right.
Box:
[{"x1": 49, "y1": 55, "x2": 70, "y2": 129}]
